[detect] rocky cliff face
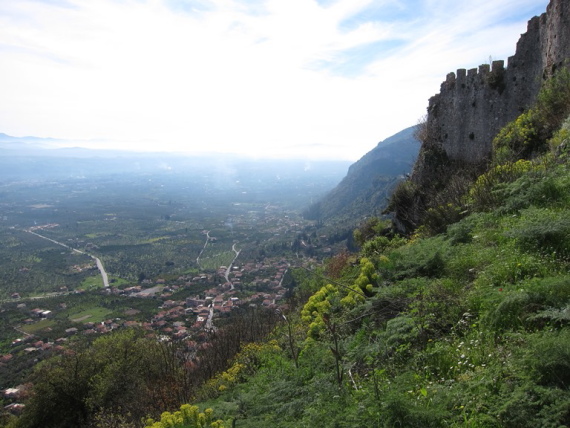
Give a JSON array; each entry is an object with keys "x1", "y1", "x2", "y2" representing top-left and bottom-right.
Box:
[{"x1": 426, "y1": 0, "x2": 570, "y2": 163}]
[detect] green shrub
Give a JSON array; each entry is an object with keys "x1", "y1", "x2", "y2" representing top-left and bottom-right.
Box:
[
  {"x1": 498, "y1": 169, "x2": 569, "y2": 213},
  {"x1": 495, "y1": 381, "x2": 570, "y2": 428},
  {"x1": 388, "y1": 237, "x2": 449, "y2": 280},
  {"x1": 422, "y1": 202, "x2": 464, "y2": 236},
  {"x1": 468, "y1": 160, "x2": 537, "y2": 211},
  {"x1": 380, "y1": 390, "x2": 448, "y2": 427},
  {"x1": 535, "y1": 67, "x2": 570, "y2": 133},
  {"x1": 525, "y1": 275, "x2": 570, "y2": 305},
  {"x1": 484, "y1": 292, "x2": 538, "y2": 331},
  {"x1": 446, "y1": 219, "x2": 475, "y2": 245},
  {"x1": 353, "y1": 217, "x2": 390, "y2": 247},
  {"x1": 387, "y1": 180, "x2": 421, "y2": 231},
  {"x1": 506, "y1": 207, "x2": 570, "y2": 256},
  {"x1": 482, "y1": 276, "x2": 570, "y2": 331},
  {"x1": 527, "y1": 330, "x2": 570, "y2": 389},
  {"x1": 492, "y1": 110, "x2": 543, "y2": 164},
  {"x1": 548, "y1": 114, "x2": 570, "y2": 153}
]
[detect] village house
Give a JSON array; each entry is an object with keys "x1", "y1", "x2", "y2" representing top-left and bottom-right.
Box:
[{"x1": 4, "y1": 403, "x2": 25, "y2": 415}]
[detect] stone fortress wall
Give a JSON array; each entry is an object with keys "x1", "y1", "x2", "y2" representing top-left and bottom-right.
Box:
[{"x1": 425, "y1": 0, "x2": 570, "y2": 163}]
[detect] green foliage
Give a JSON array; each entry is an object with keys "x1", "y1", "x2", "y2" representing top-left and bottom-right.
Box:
[
  {"x1": 199, "y1": 341, "x2": 282, "y2": 399},
  {"x1": 353, "y1": 217, "x2": 390, "y2": 247},
  {"x1": 15, "y1": 329, "x2": 189, "y2": 428},
  {"x1": 386, "y1": 180, "x2": 420, "y2": 231},
  {"x1": 506, "y1": 207, "x2": 570, "y2": 256},
  {"x1": 494, "y1": 381, "x2": 570, "y2": 428},
  {"x1": 549, "y1": 114, "x2": 570, "y2": 153},
  {"x1": 526, "y1": 330, "x2": 570, "y2": 389},
  {"x1": 468, "y1": 160, "x2": 537, "y2": 211},
  {"x1": 379, "y1": 393, "x2": 448, "y2": 428},
  {"x1": 387, "y1": 236, "x2": 448, "y2": 280},
  {"x1": 361, "y1": 233, "x2": 407, "y2": 258},
  {"x1": 493, "y1": 110, "x2": 543, "y2": 164},
  {"x1": 482, "y1": 275, "x2": 570, "y2": 332},
  {"x1": 421, "y1": 202, "x2": 464, "y2": 236},
  {"x1": 535, "y1": 67, "x2": 570, "y2": 132}
]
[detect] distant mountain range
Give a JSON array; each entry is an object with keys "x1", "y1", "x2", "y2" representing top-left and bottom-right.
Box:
[
  {"x1": 0, "y1": 133, "x2": 151, "y2": 158},
  {"x1": 0, "y1": 132, "x2": 61, "y2": 145},
  {"x1": 304, "y1": 125, "x2": 420, "y2": 223}
]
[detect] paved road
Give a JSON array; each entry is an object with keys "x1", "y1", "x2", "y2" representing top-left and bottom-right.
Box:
[
  {"x1": 196, "y1": 230, "x2": 210, "y2": 267},
  {"x1": 25, "y1": 229, "x2": 110, "y2": 288},
  {"x1": 223, "y1": 243, "x2": 241, "y2": 290}
]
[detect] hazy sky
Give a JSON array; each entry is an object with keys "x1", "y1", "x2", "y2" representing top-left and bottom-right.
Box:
[{"x1": 0, "y1": 0, "x2": 549, "y2": 160}]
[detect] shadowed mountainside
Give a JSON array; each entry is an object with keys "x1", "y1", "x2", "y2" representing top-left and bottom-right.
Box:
[{"x1": 304, "y1": 125, "x2": 420, "y2": 223}]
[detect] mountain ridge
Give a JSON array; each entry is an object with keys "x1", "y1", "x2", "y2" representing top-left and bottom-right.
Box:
[{"x1": 304, "y1": 125, "x2": 420, "y2": 224}]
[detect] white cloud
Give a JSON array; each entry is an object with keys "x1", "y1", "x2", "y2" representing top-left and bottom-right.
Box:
[{"x1": 0, "y1": 0, "x2": 550, "y2": 160}]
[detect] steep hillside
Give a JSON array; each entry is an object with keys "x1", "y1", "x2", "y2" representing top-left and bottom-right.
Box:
[{"x1": 304, "y1": 126, "x2": 420, "y2": 223}]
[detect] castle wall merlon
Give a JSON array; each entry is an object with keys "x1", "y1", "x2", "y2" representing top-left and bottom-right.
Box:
[
  {"x1": 478, "y1": 64, "x2": 490, "y2": 75},
  {"x1": 528, "y1": 15, "x2": 541, "y2": 33},
  {"x1": 540, "y1": 10, "x2": 547, "y2": 26},
  {"x1": 507, "y1": 55, "x2": 516, "y2": 68},
  {"x1": 492, "y1": 60, "x2": 505, "y2": 73}
]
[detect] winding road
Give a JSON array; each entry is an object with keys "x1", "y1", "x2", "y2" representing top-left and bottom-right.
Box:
[
  {"x1": 196, "y1": 230, "x2": 210, "y2": 267},
  {"x1": 25, "y1": 229, "x2": 110, "y2": 288},
  {"x1": 224, "y1": 243, "x2": 241, "y2": 290}
]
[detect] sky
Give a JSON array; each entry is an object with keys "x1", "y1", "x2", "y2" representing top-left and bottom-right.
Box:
[{"x1": 0, "y1": 0, "x2": 550, "y2": 160}]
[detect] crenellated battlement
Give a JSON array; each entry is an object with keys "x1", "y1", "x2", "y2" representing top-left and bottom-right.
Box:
[
  {"x1": 442, "y1": 60, "x2": 506, "y2": 92},
  {"x1": 421, "y1": 0, "x2": 570, "y2": 164}
]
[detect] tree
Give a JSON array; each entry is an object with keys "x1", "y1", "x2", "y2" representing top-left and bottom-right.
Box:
[{"x1": 16, "y1": 330, "x2": 187, "y2": 428}]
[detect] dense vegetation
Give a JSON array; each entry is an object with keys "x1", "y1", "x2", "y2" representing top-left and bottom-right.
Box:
[{"x1": 3, "y1": 70, "x2": 570, "y2": 427}]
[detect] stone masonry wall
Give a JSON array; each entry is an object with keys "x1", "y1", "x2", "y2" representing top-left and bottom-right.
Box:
[{"x1": 425, "y1": 0, "x2": 570, "y2": 163}]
